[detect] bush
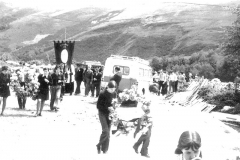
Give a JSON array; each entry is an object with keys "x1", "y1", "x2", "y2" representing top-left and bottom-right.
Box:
[{"x1": 198, "y1": 84, "x2": 240, "y2": 113}]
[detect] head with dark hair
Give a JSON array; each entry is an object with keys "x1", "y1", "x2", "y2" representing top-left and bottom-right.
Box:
[
  {"x1": 175, "y1": 131, "x2": 202, "y2": 160},
  {"x1": 106, "y1": 80, "x2": 117, "y2": 93},
  {"x1": 54, "y1": 65, "x2": 61, "y2": 73},
  {"x1": 43, "y1": 68, "x2": 49, "y2": 76},
  {"x1": 115, "y1": 66, "x2": 120, "y2": 72}
]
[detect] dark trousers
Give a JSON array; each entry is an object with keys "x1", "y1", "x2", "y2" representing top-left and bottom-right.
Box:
[
  {"x1": 85, "y1": 79, "x2": 92, "y2": 96},
  {"x1": 158, "y1": 81, "x2": 164, "y2": 95},
  {"x1": 174, "y1": 80, "x2": 178, "y2": 92},
  {"x1": 161, "y1": 82, "x2": 168, "y2": 95},
  {"x1": 169, "y1": 81, "x2": 176, "y2": 93},
  {"x1": 97, "y1": 111, "x2": 111, "y2": 153},
  {"x1": 50, "y1": 86, "x2": 61, "y2": 110},
  {"x1": 91, "y1": 82, "x2": 100, "y2": 97},
  {"x1": 17, "y1": 96, "x2": 26, "y2": 109},
  {"x1": 75, "y1": 80, "x2": 82, "y2": 94}
]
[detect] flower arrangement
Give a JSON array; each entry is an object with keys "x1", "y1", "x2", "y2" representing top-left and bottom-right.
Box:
[
  {"x1": 10, "y1": 74, "x2": 40, "y2": 99},
  {"x1": 10, "y1": 80, "x2": 29, "y2": 99},
  {"x1": 118, "y1": 85, "x2": 143, "y2": 107},
  {"x1": 109, "y1": 84, "x2": 152, "y2": 136}
]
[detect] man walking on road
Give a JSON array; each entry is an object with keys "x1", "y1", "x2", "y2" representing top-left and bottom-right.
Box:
[
  {"x1": 91, "y1": 68, "x2": 102, "y2": 97},
  {"x1": 84, "y1": 65, "x2": 93, "y2": 96},
  {"x1": 74, "y1": 64, "x2": 84, "y2": 95},
  {"x1": 96, "y1": 81, "x2": 117, "y2": 154}
]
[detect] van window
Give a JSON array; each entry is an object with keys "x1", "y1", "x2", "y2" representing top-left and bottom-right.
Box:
[{"x1": 113, "y1": 66, "x2": 130, "y2": 75}]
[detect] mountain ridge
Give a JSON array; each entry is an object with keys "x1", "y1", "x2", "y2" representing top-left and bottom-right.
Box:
[{"x1": 0, "y1": 1, "x2": 238, "y2": 64}]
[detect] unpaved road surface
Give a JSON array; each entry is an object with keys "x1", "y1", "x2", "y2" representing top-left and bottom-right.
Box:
[{"x1": 0, "y1": 90, "x2": 240, "y2": 160}]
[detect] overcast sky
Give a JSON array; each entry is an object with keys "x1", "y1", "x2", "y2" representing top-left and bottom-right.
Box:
[{"x1": 1, "y1": 0, "x2": 236, "y2": 10}]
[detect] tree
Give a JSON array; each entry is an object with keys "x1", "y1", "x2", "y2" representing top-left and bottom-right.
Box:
[
  {"x1": 150, "y1": 57, "x2": 161, "y2": 71},
  {"x1": 220, "y1": 6, "x2": 240, "y2": 81},
  {"x1": 223, "y1": 6, "x2": 240, "y2": 57}
]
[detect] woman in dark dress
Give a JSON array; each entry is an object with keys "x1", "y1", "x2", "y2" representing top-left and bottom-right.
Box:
[
  {"x1": 35, "y1": 68, "x2": 52, "y2": 116},
  {"x1": 0, "y1": 66, "x2": 11, "y2": 115}
]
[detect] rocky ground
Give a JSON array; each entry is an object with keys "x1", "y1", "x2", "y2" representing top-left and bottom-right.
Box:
[{"x1": 0, "y1": 85, "x2": 240, "y2": 160}]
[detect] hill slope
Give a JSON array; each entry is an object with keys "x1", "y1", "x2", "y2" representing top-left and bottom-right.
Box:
[{"x1": 0, "y1": 2, "x2": 238, "y2": 64}]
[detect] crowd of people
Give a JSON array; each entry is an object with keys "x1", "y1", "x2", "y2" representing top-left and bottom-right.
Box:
[
  {"x1": 1, "y1": 63, "x2": 238, "y2": 160},
  {"x1": 152, "y1": 70, "x2": 202, "y2": 96},
  {"x1": 0, "y1": 63, "x2": 103, "y2": 116}
]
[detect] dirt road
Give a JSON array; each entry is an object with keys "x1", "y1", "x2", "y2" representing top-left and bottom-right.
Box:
[{"x1": 0, "y1": 91, "x2": 239, "y2": 160}]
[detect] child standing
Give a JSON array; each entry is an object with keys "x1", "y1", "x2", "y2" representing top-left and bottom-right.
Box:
[{"x1": 133, "y1": 100, "x2": 153, "y2": 158}]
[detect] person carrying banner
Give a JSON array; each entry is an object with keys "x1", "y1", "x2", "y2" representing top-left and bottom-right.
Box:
[{"x1": 65, "y1": 64, "x2": 75, "y2": 96}]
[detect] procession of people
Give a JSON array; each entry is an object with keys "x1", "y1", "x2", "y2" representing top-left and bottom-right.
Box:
[
  {"x1": 0, "y1": 62, "x2": 103, "y2": 116},
  {"x1": 1, "y1": 62, "x2": 237, "y2": 160}
]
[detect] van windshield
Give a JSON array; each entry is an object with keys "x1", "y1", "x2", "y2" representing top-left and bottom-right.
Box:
[{"x1": 113, "y1": 66, "x2": 129, "y2": 75}]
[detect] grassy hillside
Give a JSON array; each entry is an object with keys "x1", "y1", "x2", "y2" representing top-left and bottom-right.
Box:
[{"x1": 0, "y1": 2, "x2": 238, "y2": 64}]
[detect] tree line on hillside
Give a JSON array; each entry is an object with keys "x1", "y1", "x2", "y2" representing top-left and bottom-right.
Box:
[
  {"x1": 151, "y1": 6, "x2": 240, "y2": 82},
  {"x1": 150, "y1": 49, "x2": 225, "y2": 81}
]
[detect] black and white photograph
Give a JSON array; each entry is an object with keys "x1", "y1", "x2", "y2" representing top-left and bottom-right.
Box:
[{"x1": 0, "y1": 0, "x2": 240, "y2": 159}]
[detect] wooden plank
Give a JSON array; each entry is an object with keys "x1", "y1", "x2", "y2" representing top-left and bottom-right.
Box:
[
  {"x1": 202, "y1": 104, "x2": 217, "y2": 113},
  {"x1": 211, "y1": 112, "x2": 240, "y2": 122}
]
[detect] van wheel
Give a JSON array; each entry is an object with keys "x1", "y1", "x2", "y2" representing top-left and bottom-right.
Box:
[{"x1": 142, "y1": 88, "x2": 145, "y2": 95}]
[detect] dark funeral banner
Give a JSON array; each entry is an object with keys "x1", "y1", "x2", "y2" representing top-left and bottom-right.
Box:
[{"x1": 54, "y1": 41, "x2": 75, "y2": 66}]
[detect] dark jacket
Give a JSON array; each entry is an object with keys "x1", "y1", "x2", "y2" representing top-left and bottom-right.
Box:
[
  {"x1": 50, "y1": 73, "x2": 63, "y2": 86},
  {"x1": 75, "y1": 68, "x2": 84, "y2": 81},
  {"x1": 97, "y1": 89, "x2": 116, "y2": 115},
  {"x1": 110, "y1": 72, "x2": 122, "y2": 86},
  {"x1": 84, "y1": 69, "x2": 93, "y2": 83},
  {"x1": 38, "y1": 74, "x2": 52, "y2": 93},
  {"x1": 93, "y1": 72, "x2": 102, "y2": 84},
  {"x1": 0, "y1": 73, "x2": 11, "y2": 97}
]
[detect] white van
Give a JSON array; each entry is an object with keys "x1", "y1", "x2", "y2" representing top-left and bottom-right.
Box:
[{"x1": 101, "y1": 55, "x2": 153, "y2": 94}]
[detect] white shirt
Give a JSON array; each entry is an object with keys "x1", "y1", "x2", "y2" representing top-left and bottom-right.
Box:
[
  {"x1": 169, "y1": 73, "x2": 178, "y2": 81},
  {"x1": 159, "y1": 73, "x2": 166, "y2": 81}
]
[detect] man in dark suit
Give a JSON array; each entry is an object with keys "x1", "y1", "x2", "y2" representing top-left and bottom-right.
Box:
[
  {"x1": 74, "y1": 64, "x2": 84, "y2": 95},
  {"x1": 84, "y1": 65, "x2": 93, "y2": 96},
  {"x1": 91, "y1": 68, "x2": 102, "y2": 97},
  {"x1": 110, "y1": 66, "x2": 122, "y2": 93}
]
